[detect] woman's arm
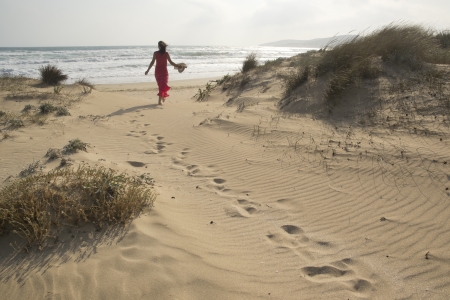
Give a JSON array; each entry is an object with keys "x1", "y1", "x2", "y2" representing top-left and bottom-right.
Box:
[
  {"x1": 166, "y1": 53, "x2": 180, "y2": 68},
  {"x1": 145, "y1": 52, "x2": 157, "y2": 75}
]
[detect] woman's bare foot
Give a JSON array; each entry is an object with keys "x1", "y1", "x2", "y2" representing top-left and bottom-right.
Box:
[{"x1": 162, "y1": 98, "x2": 166, "y2": 103}]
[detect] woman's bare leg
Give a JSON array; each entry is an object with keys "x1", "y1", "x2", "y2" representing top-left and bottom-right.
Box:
[{"x1": 158, "y1": 96, "x2": 163, "y2": 105}]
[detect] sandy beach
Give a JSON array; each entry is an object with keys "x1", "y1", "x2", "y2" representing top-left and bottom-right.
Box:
[{"x1": 1, "y1": 57, "x2": 450, "y2": 300}]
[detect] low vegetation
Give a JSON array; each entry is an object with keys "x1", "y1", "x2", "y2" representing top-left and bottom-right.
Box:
[
  {"x1": 436, "y1": 30, "x2": 450, "y2": 49},
  {"x1": 0, "y1": 74, "x2": 95, "y2": 133},
  {"x1": 76, "y1": 78, "x2": 95, "y2": 94},
  {"x1": 39, "y1": 64, "x2": 68, "y2": 86},
  {"x1": 63, "y1": 138, "x2": 90, "y2": 153},
  {"x1": 241, "y1": 52, "x2": 258, "y2": 73},
  {"x1": 0, "y1": 164, "x2": 155, "y2": 248},
  {"x1": 194, "y1": 82, "x2": 217, "y2": 102},
  {"x1": 280, "y1": 23, "x2": 450, "y2": 107}
]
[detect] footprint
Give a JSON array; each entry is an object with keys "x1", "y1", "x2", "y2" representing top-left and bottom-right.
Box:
[
  {"x1": 301, "y1": 258, "x2": 375, "y2": 296},
  {"x1": 236, "y1": 199, "x2": 261, "y2": 215},
  {"x1": 275, "y1": 198, "x2": 304, "y2": 213},
  {"x1": 213, "y1": 178, "x2": 226, "y2": 184},
  {"x1": 281, "y1": 225, "x2": 303, "y2": 235},
  {"x1": 127, "y1": 161, "x2": 146, "y2": 167},
  {"x1": 301, "y1": 265, "x2": 350, "y2": 280},
  {"x1": 350, "y1": 279, "x2": 372, "y2": 292},
  {"x1": 224, "y1": 206, "x2": 246, "y2": 218}
]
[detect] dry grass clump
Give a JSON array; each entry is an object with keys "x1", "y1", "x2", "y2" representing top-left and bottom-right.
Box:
[
  {"x1": 56, "y1": 106, "x2": 70, "y2": 116},
  {"x1": 284, "y1": 66, "x2": 312, "y2": 97},
  {"x1": 216, "y1": 74, "x2": 231, "y2": 86},
  {"x1": 39, "y1": 102, "x2": 57, "y2": 114},
  {"x1": 0, "y1": 164, "x2": 155, "y2": 247},
  {"x1": 260, "y1": 57, "x2": 285, "y2": 71},
  {"x1": 7, "y1": 118, "x2": 25, "y2": 129},
  {"x1": 194, "y1": 82, "x2": 217, "y2": 102},
  {"x1": 242, "y1": 52, "x2": 258, "y2": 73},
  {"x1": 63, "y1": 138, "x2": 90, "y2": 153},
  {"x1": 283, "y1": 23, "x2": 450, "y2": 107},
  {"x1": 76, "y1": 78, "x2": 95, "y2": 94},
  {"x1": 19, "y1": 161, "x2": 42, "y2": 177},
  {"x1": 22, "y1": 104, "x2": 35, "y2": 112},
  {"x1": 435, "y1": 30, "x2": 450, "y2": 49},
  {"x1": 45, "y1": 148, "x2": 62, "y2": 160},
  {"x1": 39, "y1": 64, "x2": 68, "y2": 86},
  {"x1": 0, "y1": 74, "x2": 30, "y2": 93}
]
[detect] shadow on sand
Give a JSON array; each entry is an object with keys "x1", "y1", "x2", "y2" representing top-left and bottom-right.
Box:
[
  {"x1": 108, "y1": 104, "x2": 162, "y2": 117},
  {"x1": 0, "y1": 224, "x2": 131, "y2": 286}
]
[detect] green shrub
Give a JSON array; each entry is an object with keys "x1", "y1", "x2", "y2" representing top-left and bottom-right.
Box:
[{"x1": 39, "y1": 64, "x2": 68, "y2": 86}]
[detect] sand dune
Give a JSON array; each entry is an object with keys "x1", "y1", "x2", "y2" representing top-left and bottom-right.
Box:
[{"x1": 1, "y1": 69, "x2": 450, "y2": 300}]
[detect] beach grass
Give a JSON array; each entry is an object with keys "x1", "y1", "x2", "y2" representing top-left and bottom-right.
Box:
[
  {"x1": 241, "y1": 52, "x2": 258, "y2": 73},
  {"x1": 39, "y1": 64, "x2": 68, "y2": 86},
  {"x1": 281, "y1": 23, "x2": 450, "y2": 107},
  {"x1": 0, "y1": 164, "x2": 155, "y2": 248}
]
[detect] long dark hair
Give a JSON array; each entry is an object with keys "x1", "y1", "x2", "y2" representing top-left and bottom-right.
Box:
[{"x1": 158, "y1": 41, "x2": 167, "y2": 54}]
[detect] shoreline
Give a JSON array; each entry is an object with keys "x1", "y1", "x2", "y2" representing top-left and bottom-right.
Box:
[{"x1": 95, "y1": 76, "x2": 221, "y2": 94}]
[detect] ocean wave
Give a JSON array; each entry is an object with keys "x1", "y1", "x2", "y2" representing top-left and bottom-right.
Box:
[{"x1": 0, "y1": 45, "x2": 312, "y2": 84}]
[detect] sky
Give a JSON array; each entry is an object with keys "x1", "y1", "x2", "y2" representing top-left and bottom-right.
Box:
[{"x1": 0, "y1": 0, "x2": 449, "y2": 47}]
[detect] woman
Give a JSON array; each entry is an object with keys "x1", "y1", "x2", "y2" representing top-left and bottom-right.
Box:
[{"x1": 145, "y1": 41, "x2": 181, "y2": 105}]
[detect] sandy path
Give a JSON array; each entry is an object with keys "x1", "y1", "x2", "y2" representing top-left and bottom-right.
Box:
[{"x1": 1, "y1": 78, "x2": 449, "y2": 299}]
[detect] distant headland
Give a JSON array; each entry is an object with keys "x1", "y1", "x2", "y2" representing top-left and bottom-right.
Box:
[{"x1": 260, "y1": 35, "x2": 355, "y2": 48}]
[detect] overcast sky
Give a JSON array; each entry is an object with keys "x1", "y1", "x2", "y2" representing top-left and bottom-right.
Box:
[{"x1": 0, "y1": 0, "x2": 449, "y2": 47}]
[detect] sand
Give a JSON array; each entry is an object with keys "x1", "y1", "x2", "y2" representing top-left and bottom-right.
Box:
[{"x1": 1, "y1": 73, "x2": 450, "y2": 300}]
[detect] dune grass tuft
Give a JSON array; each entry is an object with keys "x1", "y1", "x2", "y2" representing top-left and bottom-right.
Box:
[
  {"x1": 436, "y1": 30, "x2": 450, "y2": 49},
  {"x1": 39, "y1": 64, "x2": 68, "y2": 86},
  {"x1": 55, "y1": 106, "x2": 71, "y2": 116},
  {"x1": 76, "y1": 78, "x2": 95, "y2": 94},
  {"x1": 39, "y1": 102, "x2": 57, "y2": 114},
  {"x1": 284, "y1": 66, "x2": 312, "y2": 97},
  {"x1": 283, "y1": 23, "x2": 450, "y2": 107},
  {"x1": 63, "y1": 138, "x2": 90, "y2": 153},
  {"x1": 242, "y1": 52, "x2": 258, "y2": 73},
  {"x1": 0, "y1": 164, "x2": 155, "y2": 247}
]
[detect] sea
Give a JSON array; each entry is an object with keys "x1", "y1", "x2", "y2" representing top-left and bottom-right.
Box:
[{"x1": 0, "y1": 46, "x2": 315, "y2": 84}]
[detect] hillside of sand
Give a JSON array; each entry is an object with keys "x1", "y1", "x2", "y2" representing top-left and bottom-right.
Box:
[{"x1": 1, "y1": 55, "x2": 450, "y2": 299}]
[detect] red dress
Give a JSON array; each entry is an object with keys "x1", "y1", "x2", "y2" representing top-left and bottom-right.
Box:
[{"x1": 155, "y1": 52, "x2": 170, "y2": 98}]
